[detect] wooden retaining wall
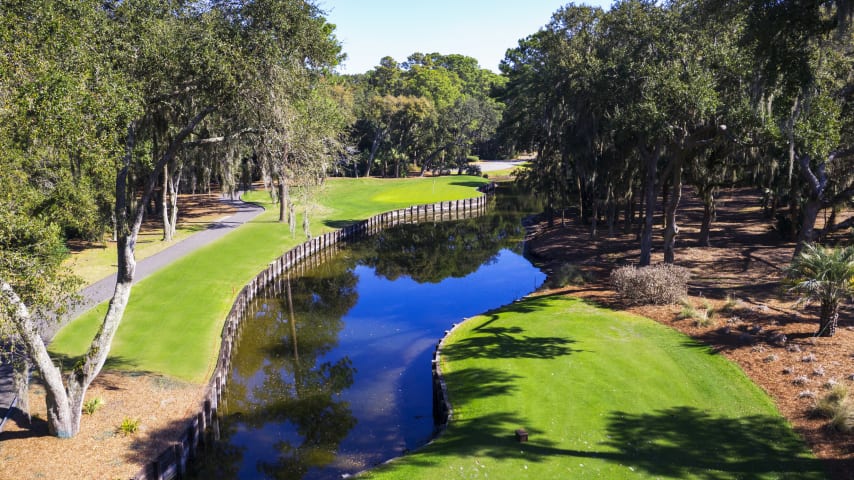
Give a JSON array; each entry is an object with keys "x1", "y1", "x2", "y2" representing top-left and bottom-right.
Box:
[{"x1": 131, "y1": 188, "x2": 494, "y2": 480}]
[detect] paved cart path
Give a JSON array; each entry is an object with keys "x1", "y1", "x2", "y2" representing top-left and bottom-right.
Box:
[{"x1": 0, "y1": 193, "x2": 264, "y2": 430}]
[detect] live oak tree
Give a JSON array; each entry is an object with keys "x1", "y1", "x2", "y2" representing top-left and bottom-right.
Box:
[
  {"x1": 710, "y1": 0, "x2": 854, "y2": 255},
  {"x1": 0, "y1": 0, "x2": 343, "y2": 438},
  {"x1": 499, "y1": 0, "x2": 851, "y2": 266},
  {"x1": 0, "y1": 0, "x2": 133, "y2": 428}
]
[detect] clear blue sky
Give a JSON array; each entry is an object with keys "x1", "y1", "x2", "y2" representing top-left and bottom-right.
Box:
[{"x1": 320, "y1": 1, "x2": 614, "y2": 74}]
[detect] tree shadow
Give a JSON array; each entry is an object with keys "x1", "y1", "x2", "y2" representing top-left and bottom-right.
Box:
[
  {"x1": 441, "y1": 320, "x2": 579, "y2": 361},
  {"x1": 449, "y1": 181, "x2": 488, "y2": 188},
  {"x1": 441, "y1": 368, "x2": 520, "y2": 407},
  {"x1": 405, "y1": 407, "x2": 826, "y2": 479},
  {"x1": 592, "y1": 407, "x2": 827, "y2": 479},
  {"x1": 323, "y1": 219, "x2": 360, "y2": 229},
  {"x1": 402, "y1": 411, "x2": 575, "y2": 468},
  {"x1": 48, "y1": 352, "x2": 146, "y2": 375},
  {"x1": 0, "y1": 408, "x2": 50, "y2": 440}
]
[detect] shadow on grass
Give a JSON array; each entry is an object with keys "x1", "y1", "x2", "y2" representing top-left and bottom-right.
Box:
[
  {"x1": 441, "y1": 368, "x2": 520, "y2": 407},
  {"x1": 324, "y1": 219, "x2": 360, "y2": 229},
  {"x1": 401, "y1": 412, "x2": 571, "y2": 469},
  {"x1": 406, "y1": 407, "x2": 826, "y2": 479},
  {"x1": 449, "y1": 181, "x2": 488, "y2": 189},
  {"x1": 596, "y1": 407, "x2": 826, "y2": 479},
  {"x1": 442, "y1": 304, "x2": 579, "y2": 361},
  {"x1": 48, "y1": 353, "x2": 149, "y2": 377},
  {"x1": 441, "y1": 323, "x2": 578, "y2": 360}
]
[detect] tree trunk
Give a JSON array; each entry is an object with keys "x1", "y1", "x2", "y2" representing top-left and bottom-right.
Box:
[
  {"x1": 2, "y1": 280, "x2": 75, "y2": 436},
  {"x1": 698, "y1": 188, "x2": 716, "y2": 247},
  {"x1": 13, "y1": 355, "x2": 30, "y2": 424},
  {"x1": 792, "y1": 148, "x2": 834, "y2": 258},
  {"x1": 289, "y1": 202, "x2": 296, "y2": 237},
  {"x1": 624, "y1": 193, "x2": 634, "y2": 234},
  {"x1": 168, "y1": 168, "x2": 180, "y2": 240},
  {"x1": 606, "y1": 186, "x2": 616, "y2": 238},
  {"x1": 278, "y1": 175, "x2": 289, "y2": 223},
  {"x1": 639, "y1": 146, "x2": 660, "y2": 266},
  {"x1": 590, "y1": 199, "x2": 599, "y2": 240},
  {"x1": 795, "y1": 199, "x2": 821, "y2": 257},
  {"x1": 364, "y1": 129, "x2": 383, "y2": 177},
  {"x1": 662, "y1": 156, "x2": 683, "y2": 264},
  {"x1": 7, "y1": 108, "x2": 213, "y2": 438},
  {"x1": 576, "y1": 175, "x2": 584, "y2": 227},
  {"x1": 162, "y1": 164, "x2": 173, "y2": 242},
  {"x1": 818, "y1": 302, "x2": 839, "y2": 337}
]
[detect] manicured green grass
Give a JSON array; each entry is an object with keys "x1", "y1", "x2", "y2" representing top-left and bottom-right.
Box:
[
  {"x1": 363, "y1": 295, "x2": 825, "y2": 480},
  {"x1": 49, "y1": 176, "x2": 488, "y2": 383}
]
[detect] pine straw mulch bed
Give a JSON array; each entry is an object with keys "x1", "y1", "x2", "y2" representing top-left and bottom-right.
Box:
[
  {"x1": 0, "y1": 372, "x2": 203, "y2": 480},
  {"x1": 526, "y1": 187, "x2": 854, "y2": 480}
]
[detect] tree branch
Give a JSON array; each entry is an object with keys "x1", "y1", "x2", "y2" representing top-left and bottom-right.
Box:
[{"x1": 185, "y1": 127, "x2": 259, "y2": 147}]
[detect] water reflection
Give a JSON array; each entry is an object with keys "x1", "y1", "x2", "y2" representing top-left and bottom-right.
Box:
[{"x1": 191, "y1": 186, "x2": 545, "y2": 479}]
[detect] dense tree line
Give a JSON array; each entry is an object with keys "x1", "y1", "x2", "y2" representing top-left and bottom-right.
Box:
[
  {"x1": 499, "y1": 0, "x2": 853, "y2": 265},
  {"x1": 341, "y1": 52, "x2": 507, "y2": 178}
]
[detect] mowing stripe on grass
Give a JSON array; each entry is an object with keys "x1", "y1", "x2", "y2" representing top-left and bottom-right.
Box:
[
  {"x1": 362, "y1": 295, "x2": 825, "y2": 480},
  {"x1": 49, "y1": 176, "x2": 489, "y2": 383}
]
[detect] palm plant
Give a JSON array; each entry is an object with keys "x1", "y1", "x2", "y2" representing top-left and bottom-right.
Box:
[{"x1": 784, "y1": 244, "x2": 854, "y2": 337}]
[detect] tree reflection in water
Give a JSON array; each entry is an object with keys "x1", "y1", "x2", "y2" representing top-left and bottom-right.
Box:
[
  {"x1": 192, "y1": 262, "x2": 359, "y2": 479},
  {"x1": 190, "y1": 185, "x2": 545, "y2": 479}
]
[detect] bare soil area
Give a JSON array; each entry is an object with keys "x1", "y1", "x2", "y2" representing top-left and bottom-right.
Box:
[{"x1": 527, "y1": 187, "x2": 854, "y2": 480}]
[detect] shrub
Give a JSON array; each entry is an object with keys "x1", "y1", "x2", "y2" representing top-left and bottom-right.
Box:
[
  {"x1": 610, "y1": 264, "x2": 691, "y2": 305},
  {"x1": 812, "y1": 385, "x2": 854, "y2": 432},
  {"x1": 546, "y1": 263, "x2": 591, "y2": 288},
  {"x1": 721, "y1": 295, "x2": 739, "y2": 312},
  {"x1": 678, "y1": 300, "x2": 699, "y2": 320},
  {"x1": 118, "y1": 417, "x2": 140, "y2": 436},
  {"x1": 464, "y1": 164, "x2": 482, "y2": 176},
  {"x1": 83, "y1": 397, "x2": 105, "y2": 416}
]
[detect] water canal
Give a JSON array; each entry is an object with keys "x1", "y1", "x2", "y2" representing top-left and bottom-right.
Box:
[{"x1": 191, "y1": 187, "x2": 546, "y2": 479}]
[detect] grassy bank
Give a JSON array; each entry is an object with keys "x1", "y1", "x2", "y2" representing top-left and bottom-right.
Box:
[
  {"x1": 363, "y1": 295, "x2": 824, "y2": 480},
  {"x1": 49, "y1": 176, "x2": 488, "y2": 383}
]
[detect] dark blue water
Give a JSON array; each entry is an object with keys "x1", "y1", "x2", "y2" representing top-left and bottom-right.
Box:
[{"x1": 192, "y1": 188, "x2": 545, "y2": 479}]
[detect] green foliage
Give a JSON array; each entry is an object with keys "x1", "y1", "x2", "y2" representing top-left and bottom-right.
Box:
[
  {"x1": 813, "y1": 385, "x2": 854, "y2": 433},
  {"x1": 117, "y1": 417, "x2": 140, "y2": 436},
  {"x1": 785, "y1": 243, "x2": 854, "y2": 336},
  {"x1": 352, "y1": 52, "x2": 505, "y2": 177},
  {"x1": 82, "y1": 397, "x2": 105, "y2": 415}
]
